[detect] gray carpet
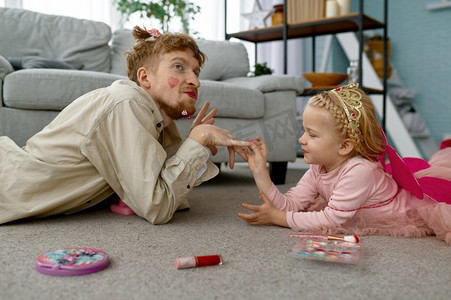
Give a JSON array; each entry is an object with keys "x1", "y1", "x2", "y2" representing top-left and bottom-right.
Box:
[{"x1": 1, "y1": 162, "x2": 450, "y2": 300}]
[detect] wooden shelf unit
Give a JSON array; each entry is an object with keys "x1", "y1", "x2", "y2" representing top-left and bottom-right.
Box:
[
  {"x1": 227, "y1": 13, "x2": 384, "y2": 43},
  {"x1": 224, "y1": 0, "x2": 388, "y2": 128}
]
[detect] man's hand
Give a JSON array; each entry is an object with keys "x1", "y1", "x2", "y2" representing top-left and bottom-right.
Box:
[
  {"x1": 238, "y1": 191, "x2": 288, "y2": 227},
  {"x1": 188, "y1": 123, "x2": 250, "y2": 169},
  {"x1": 190, "y1": 102, "x2": 218, "y2": 155},
  {"x1": 190, "y1": 102, "x2": 217, "y2": 129}
]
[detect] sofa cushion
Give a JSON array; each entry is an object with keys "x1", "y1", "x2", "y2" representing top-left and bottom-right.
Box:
[
  {"x1": 110, "y1": 29, "x2": 135, "y2": 76},
  {"x1": 224, "y1": 74, "x2": 304, "y2": 94},
  {"x1": 3, "y1": 69, "x2": 125, "y2": 110},
  {"x1": 198, "y1": 80, "x2": 264, "y2": 119},
  {"x1": 7, "y1": 56, "x2": 84, "y2": 71},
  {"x1": 0, "y1": 7, "x2": 111, "y2": 72},
  {"x1": 197, "y1": 40, "x2": 250, "y2": 81}
]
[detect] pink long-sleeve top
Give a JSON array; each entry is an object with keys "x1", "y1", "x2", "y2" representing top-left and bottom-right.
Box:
[{"x1": 266, "y1": 156, "x2": 434, "y2": 231}]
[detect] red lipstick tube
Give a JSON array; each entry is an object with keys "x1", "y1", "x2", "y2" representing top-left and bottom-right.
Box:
[{"x1": 175, "y1": 254, "x2": 222, "y2": 269}]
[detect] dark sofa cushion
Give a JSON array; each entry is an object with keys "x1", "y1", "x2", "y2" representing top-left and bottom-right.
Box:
[{"x1": 7, "y1": 56, "x2": 83, "y2": 70}]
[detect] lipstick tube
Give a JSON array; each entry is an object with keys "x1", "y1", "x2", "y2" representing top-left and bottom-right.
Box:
[{"x1": 175, "y1": 255, "x2": 222, "y2": 269}]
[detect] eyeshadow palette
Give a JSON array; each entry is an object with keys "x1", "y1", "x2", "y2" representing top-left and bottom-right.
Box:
[
  {"x1": 35, "y1": 247, "x2": 109, "y2": 276},
  {"x1": 290, "y1": 238, "x2": 363, "y2": 264}
]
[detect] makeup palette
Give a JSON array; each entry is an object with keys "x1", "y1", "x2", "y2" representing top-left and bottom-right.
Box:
[
  {"x1": 290, "y1": 236, "x2": 363, "y2": 264},
  {"x1": 35, "y1": 247, "x2": 109, "y2": 276}
]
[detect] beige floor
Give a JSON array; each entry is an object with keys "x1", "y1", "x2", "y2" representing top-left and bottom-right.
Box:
[{"x1": 1, "y1": 162, "x2": 450, "y2": 300}]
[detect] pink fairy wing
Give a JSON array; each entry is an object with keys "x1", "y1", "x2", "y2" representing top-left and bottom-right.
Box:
[
  {"x1": 385, "y1": 145, "x2": 424, "y2": 199},
  {"x1": 384, "y1": 157, "x2": 429, "y2": 174},
  {"x1": 379, "y1": 128, "x2": 388, "y2": 170},
  {"x1": 418, "y1": 177, "x2": 451, "y2": 204},
  {"x1": 440, "y1": 138, "x2": 451, "y2": 149},
  {"x1": 400, "y1": 157, "x2": 430, "y2": 173},
  {"x1": 379, "y1": 126, "x2": 445, "y2": 201},
  {"x1": 378, "y1": 152, "x2": 386, "y2": 171}
]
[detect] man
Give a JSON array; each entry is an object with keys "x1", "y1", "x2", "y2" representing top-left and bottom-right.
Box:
[{"x1": 0, "y1": 27, "x2": 250, "y2": 224}]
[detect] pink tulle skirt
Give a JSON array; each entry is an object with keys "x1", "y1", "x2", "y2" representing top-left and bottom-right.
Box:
[
  {"x1": 302, "y1": 146, "x2": 451, "y2": 245},
  {"x1": 415, "y1": 147, "x2": 451, "y2": 181},
  {"x1": 301, "y1": 201, "x2": 451, "y2": 245},
  {"x1": 314, "y1": 203, "x2": 451, "y2": 245}
]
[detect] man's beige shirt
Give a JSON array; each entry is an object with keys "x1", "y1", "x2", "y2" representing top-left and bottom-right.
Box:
[{"x1": 0, "y1": 80, "x2": 218, "y2": 224}]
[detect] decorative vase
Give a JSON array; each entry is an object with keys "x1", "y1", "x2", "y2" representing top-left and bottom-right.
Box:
[{"x1": 272, "y1": 4, "x2": 284, "y2": 26}]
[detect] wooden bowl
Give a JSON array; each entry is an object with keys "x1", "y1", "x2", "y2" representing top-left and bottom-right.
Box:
[{"x1": 303, "y1": 72, "x2": 348, "y2": 88}]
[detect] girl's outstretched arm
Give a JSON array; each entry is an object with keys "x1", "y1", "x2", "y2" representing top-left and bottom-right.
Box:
[
  {"x1": 247, "y1": 137, "x2": 273, "y2": 194},
  {"x1": 238, "y1": 191, "x2": 288, "y2": 227}
]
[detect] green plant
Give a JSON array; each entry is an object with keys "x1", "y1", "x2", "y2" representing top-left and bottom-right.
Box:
[
  {"x1": 252, "y1": 62, "x2": 272, "y2": 76},
  {"x1": 114, "y1": 0, "x2": 201, "y2": 34}
]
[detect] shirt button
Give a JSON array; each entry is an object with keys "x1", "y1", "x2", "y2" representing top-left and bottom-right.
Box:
[
  {"x1": 187, "y1": 185, "x2": 191, "y2": 189},
  {"x1": 157, "y1": 123, "x2": 162, "y2": 128}
]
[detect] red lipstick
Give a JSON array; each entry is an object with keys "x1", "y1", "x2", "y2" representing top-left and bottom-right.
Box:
[{"x1": 185, "y1": 91, "x2": 197, "y2": 99}]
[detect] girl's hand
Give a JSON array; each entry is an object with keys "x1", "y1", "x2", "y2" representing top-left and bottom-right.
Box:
[
  {"x1": 247, "y1": 137, "x2": 268, "y2": 174},
  {"x1": 246, "y1": 137, "x2": 272, "y2": 194},
  {"x1": 238, "y1": 191, "x2": 288, "y2": 227}
]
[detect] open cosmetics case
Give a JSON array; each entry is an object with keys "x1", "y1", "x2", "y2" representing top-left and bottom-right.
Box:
[{"x1": 289, "y1": 234, "x2": 363, "y2": 265}]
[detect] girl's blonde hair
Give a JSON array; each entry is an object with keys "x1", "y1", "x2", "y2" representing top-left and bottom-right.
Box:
[
  {"x1": 307, "y1": 84, "x2": 385, "y2": 161},
  {"x1": 125, "y1": 26, "x2": 207, "y2": 84}
]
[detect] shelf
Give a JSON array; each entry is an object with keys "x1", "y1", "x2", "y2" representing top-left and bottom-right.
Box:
[
  {"x1": 227, "y1": 13, "x2": 385, "y2": 43},
  {"x1": 224, "y1": 0, "x2": 388, "y2": 129}
]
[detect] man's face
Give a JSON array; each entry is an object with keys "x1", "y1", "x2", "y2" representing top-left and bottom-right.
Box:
[{"x1": 147, "y1": 50, "x2": 201, "y2": 120}]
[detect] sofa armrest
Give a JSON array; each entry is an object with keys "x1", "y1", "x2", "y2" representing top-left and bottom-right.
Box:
[
  {"x1": 0, "y1": 55, "x2": 14, "y2": 106},
  {"x1": 0, "y1": 55, "x2": 14, "y2": 81},
  {"x1": 222, "y1": 74, "x2": 304, "y2": 95}
]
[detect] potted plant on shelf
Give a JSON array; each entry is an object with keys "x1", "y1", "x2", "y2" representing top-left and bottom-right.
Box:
[
  {"x1": 114, "y1": 0, "x2": 201, "y2": 34},
  {"x1": 252, "y1": 62, "x2": 273, "y2": 76}
]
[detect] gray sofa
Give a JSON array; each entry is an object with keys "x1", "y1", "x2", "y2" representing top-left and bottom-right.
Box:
[{"x1": 0, "y1": 7, "x2": 304, "y2": 184}]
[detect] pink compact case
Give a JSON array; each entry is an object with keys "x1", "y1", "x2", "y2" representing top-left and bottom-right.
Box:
[{"x1": 35, "y1": 247, "x2": 109, "y2": 276}]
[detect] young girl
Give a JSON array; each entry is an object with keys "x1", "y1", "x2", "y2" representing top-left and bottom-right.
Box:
[{"x1": 238, "y1": 83, "x2": 451, "y2": 245}]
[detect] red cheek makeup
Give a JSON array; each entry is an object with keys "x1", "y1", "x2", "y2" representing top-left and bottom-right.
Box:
[{"x1": 168, "y1": 76, "x2": 179, "y2": 88}]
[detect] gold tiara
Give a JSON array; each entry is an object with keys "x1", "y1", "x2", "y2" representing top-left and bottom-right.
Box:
[{"x1": 330, "y1": 83, "x2": 363, "y2": 136}]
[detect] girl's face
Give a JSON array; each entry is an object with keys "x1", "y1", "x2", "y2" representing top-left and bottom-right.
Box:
[{"x1": 299, "y1": 104, "x2": 347, "y2": 172}]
